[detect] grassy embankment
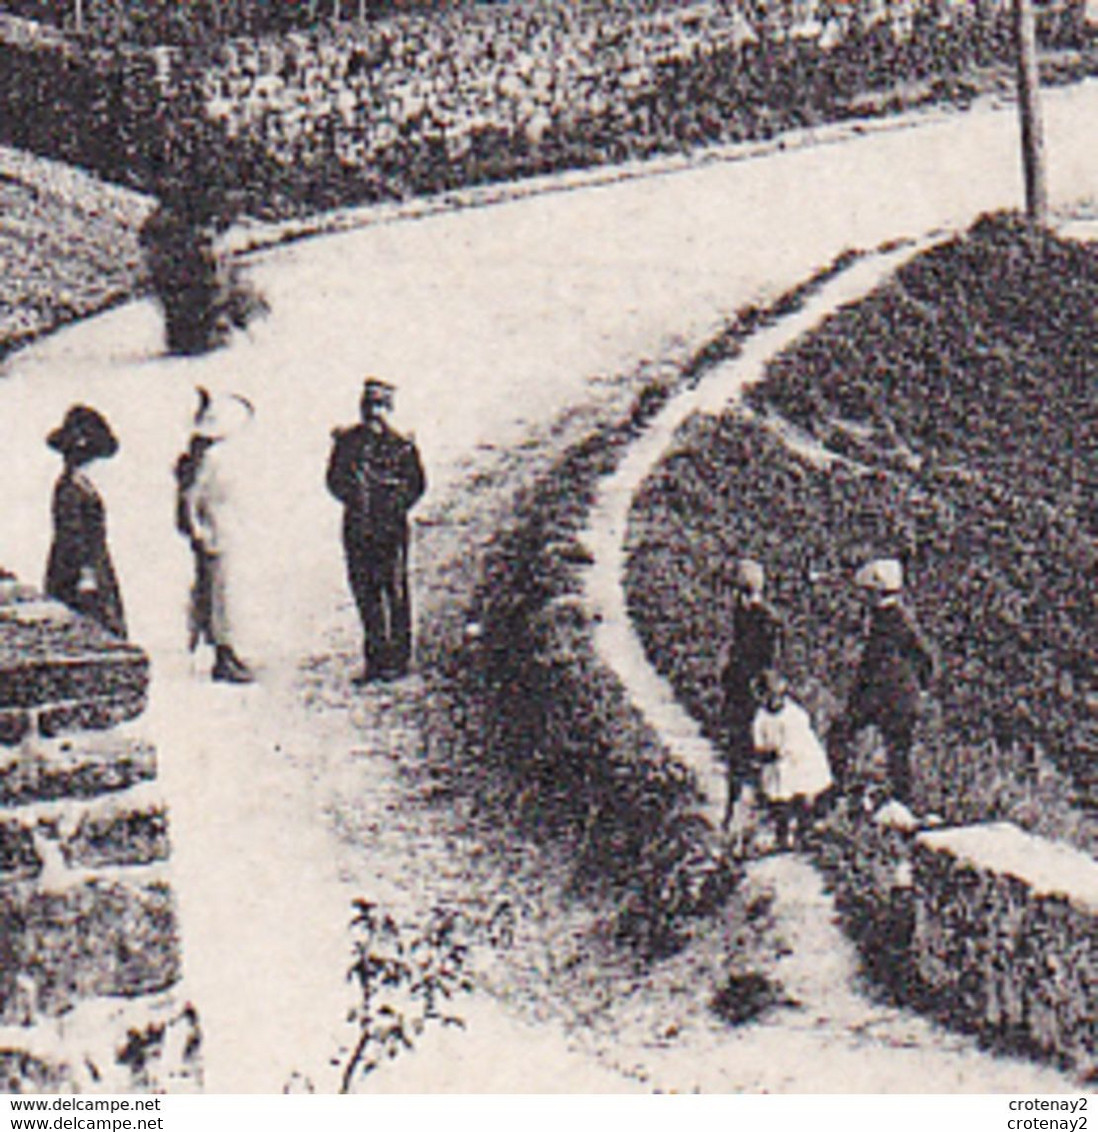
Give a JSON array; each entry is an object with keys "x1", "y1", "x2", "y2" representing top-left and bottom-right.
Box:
[
  {"x1": 426, "y1": 255, "x2": 873, "y2": 965},
  {"x1": 625, "y1": 213, "x2": 1096, "y2": 854},
  {"x1": 0, "y1": 146, "x2": 151, "y2": 359}
]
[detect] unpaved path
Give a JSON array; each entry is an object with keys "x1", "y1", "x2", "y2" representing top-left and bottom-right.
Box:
[
  {"x1": 2, "y1": 81, "x2": 1096, "y2": 1091},
  {"x1": 614, "y1": 853, "x2": 1073, "y2": 1092},
  {"x1": 581, "y1": 242, "x2": 940, "y2": 822},
  {"x1": 577, "y1": 243, "x2": 1077, "y2": 1092}
]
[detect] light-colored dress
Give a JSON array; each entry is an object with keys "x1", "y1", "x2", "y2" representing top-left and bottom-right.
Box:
[
  {"x1": 178, "y1": 441, "x2": 236, "y2": 647},
  {"x1": 752, "y1": 698, "x2": 833, "y2": 803}
]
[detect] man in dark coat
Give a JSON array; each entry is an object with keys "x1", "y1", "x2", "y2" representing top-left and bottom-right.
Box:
[
  {"x1": 327, "y1": 378, "x2": 426, "y2": 684},
  {"x1": 832, "y1": 558, "x2": 936, "y2": 805},
  {"x1": 719, "y1": 558, "x2": 783, "y2": 834}
]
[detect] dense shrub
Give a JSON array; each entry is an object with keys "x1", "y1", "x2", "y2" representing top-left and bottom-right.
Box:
[
  {"x1": 190, "y1": 2, "x2": 1034, "y2": 212},
  {"x1": 625, "y1": 215, "x2": 1096, "y2": 852}
]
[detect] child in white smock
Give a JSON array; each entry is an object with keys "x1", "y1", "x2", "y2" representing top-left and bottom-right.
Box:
[{"x1": 752, "y1": 669, "x2": 833, "y2": 850}]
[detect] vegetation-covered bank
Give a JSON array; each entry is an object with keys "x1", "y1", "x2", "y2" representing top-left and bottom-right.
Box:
[
  {"x1": 625, "y1": 213, "x2": 1096, "y2": 853},
  {"x1": 0, "y1": 146, "x2": 151, "y2": 358},
  {"x1": 428, "y1": 379, "x2": 740, "y2": 961},
  {"x1": 2, "y1": 4, "x2": 1096, "y2": 220}
]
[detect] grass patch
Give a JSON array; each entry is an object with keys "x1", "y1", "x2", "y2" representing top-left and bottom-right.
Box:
[
  {"x1": 0, "y1": 147, "x2": 151, "y2": 358},
  {"x1": 435, "y1": 391, "x2": 739, "y2": 960},
  {"x1": 625, "y1": 212, "x2": 1096, "y2": 855}
]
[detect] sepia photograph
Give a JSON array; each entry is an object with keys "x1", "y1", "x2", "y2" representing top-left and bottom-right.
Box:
[{"x1": 0, "y1": 0, "x2": 1095, "y2": 1100}]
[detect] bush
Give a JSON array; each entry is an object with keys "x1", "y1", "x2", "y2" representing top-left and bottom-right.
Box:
[{"x1": 6, "y1": 2, "x2": 1095, "y2": 220}]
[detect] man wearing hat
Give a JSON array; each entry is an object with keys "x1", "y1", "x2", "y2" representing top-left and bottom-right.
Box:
[
  {"x1": 327, "y1": 378, "x2": 426, "y2": 683},
  {"x1": 719, "y1": 558, "x2": 784, "y2": 834},
  {"x1": 832, "y1": 558, "x2": 937, "y2": 805}
]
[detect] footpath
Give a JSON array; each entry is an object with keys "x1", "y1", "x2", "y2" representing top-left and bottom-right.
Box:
[
  {"x1": 2, "y1": 82, "x2": 1097, "y2": 1091},
  {"x1": 572, "y1": 242, "x2": 1081, "y2": 1092}
]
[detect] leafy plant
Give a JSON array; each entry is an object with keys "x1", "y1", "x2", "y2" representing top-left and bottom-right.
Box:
[{"x1": 341, "y1": 900, "x2": 475, "y2": 1093}]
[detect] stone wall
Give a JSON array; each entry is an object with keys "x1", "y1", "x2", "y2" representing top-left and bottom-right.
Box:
[
  {"x1": 7, "y1": 1, "x2": 1089, "y2": 219},
  {"x1": 913, "y1": 822, "x2": 1097, "y2": 1073},
  {"x1": 0, "y1": 571, "x2": 199, "y2": 1093}
]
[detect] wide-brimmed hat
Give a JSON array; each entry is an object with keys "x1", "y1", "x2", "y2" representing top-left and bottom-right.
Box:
[
  {"x1": 192, "y1": 387, "x2": 254, "y2": 441},
  {"x1": 47, "y1": 405, "x2": 119, "y2": 460},
  {"x1": 854, "y1": 558, "x2": 904, "y2": 594}
]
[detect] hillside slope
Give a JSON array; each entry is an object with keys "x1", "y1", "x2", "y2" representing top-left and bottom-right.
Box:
[
  {"x1": 0, "y1": 145, "x2": 151, "y2": 357},
  {"x1": 626, "y1": 214, "x2": 1097, "y2": 846}
]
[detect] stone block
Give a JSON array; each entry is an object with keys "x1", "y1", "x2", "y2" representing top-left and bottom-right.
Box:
[
  {"x1": 0, "y1": 733, "x2": 157, "y2": 807},
  {"x1": 913, "y1": 822, "x2": 1098, "y2": 1069},
  {"x1": 916, "y1": 823, "x2": 1098, "y2": 915},
  {"x1": 0, "y1": 586, "x2": 148, "y2": 714},
  {"x1": 37, "y1": 693, "x2": 148, "y2": 740},
  {"x1": 0, "y1": 655, "x2": 148, "y2": 712},
  {"x1": 63, "y1": 803, "x2": 169, "y2": 870},
  {"x1": 0, "y1": 878, "x2": 180, "y2": 1025}
]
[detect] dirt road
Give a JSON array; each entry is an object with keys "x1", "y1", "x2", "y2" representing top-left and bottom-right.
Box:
[{"x1": 1, "y1": 81, "x2": 1095, "y2": 1091}]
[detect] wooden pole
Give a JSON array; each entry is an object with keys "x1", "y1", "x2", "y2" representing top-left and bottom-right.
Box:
[{"x1": 1013, "y1": 0, "x2": 1048, "y2": 229}]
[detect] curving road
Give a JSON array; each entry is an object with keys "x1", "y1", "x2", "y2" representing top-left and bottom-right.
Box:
[{"x1": 1, "y1": 81, "x2": 1095, "y2": 1091}]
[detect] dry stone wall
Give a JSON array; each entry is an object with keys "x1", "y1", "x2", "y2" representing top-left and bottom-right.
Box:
[
  {"x1": 6, "y1": 1, "x2": 1089, "y2": 218},
  {"x1": 913, "y1": 823, "x2": 1097, "y2": 1073},
  {"x1": 0, "y1": 570, "x2": 199, "y2": 1093}
]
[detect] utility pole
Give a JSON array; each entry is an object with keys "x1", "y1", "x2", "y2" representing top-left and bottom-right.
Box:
[{"x1": 1013, "y1": 0, "x2": 1048, "y2": 229}]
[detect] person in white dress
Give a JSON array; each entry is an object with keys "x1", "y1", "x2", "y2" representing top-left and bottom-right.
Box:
[
  {"x1": 751, "y1": 668, "x2": 833, "y2": 851},
  {"x1": 175, "y1": 388, "x2": 256, "y2": 684}
]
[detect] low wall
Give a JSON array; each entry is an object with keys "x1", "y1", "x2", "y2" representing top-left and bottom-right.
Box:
[
  {"x1": 6, "y1": 1, "x2": 1091, "y2": 218},
  {"x1": 0, "y1": 16, "x2": 167, "y2": 188},
  {"x1": 913, "y1": 822, "x2": 1097, "y2": 1072},
  {"x1": 0, "y1": 572, "x2": 198, "y2": 1093},
  {"x1": 817, "y1": 812, "x2": 1096, "y2": 1074}
]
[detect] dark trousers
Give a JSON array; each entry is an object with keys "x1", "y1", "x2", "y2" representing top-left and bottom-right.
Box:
[
  {"x1": 345, "y1": 536, "x2": 412, "y2": 677},
  {"x1": 829, "y1": 710, "x2": 915, "y2": 805},
  {"x1": 721, "y1": 694, "x2": 758, "y2": 829}
]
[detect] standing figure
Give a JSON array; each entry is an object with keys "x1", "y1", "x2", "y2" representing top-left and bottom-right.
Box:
[
  {"x1": 44, "y1": 405, "x2": 127, "y2": 639},
  {"x1": 175, "y1": 388, "x2": 256, "y2": 684},
  {"x1": 719, "y1": 558, "x2": 783, "y2": 834},
  {"x1": 751, "y1": 669, "x2": 833, "y2": 851},
  {"x1": 831, "y1": 558, "x2": 936, "y2": 805},
  {"x1": 327, "y1": 378, "x2": 426, "y2": 684}
]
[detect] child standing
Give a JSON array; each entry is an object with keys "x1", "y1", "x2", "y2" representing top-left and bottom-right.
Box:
[{"x1": 751, "y1": 669, "x2": 833, "y2": 851}]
